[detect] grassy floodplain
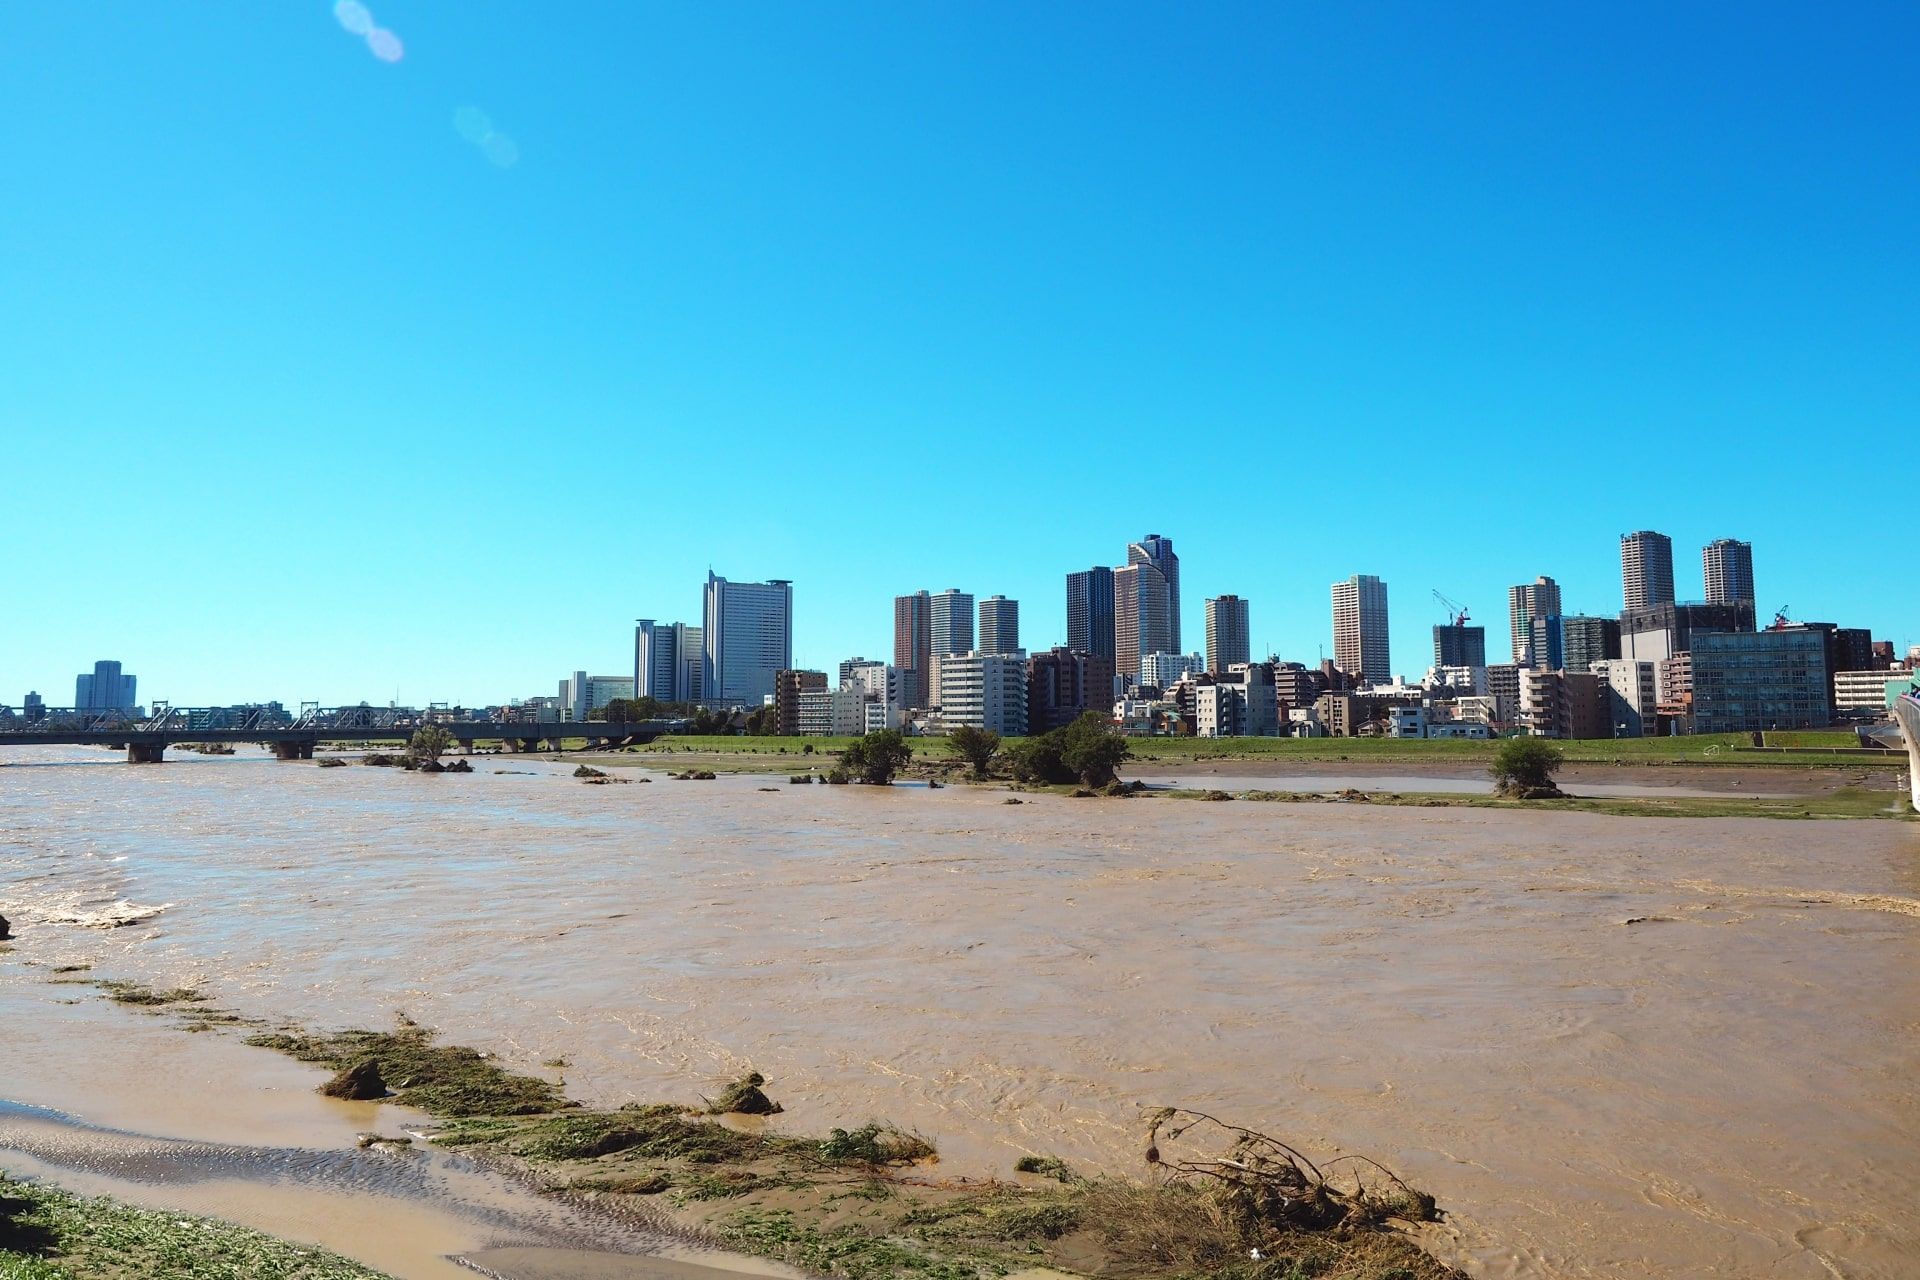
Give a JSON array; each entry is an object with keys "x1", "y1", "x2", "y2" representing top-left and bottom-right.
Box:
[{"x1": 561, "y1": 729, "x2": 1894, "y2": 771}]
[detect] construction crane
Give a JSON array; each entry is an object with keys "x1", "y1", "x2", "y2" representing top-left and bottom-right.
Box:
[
  {"x1": 1768, "y1": 604, "x2": 1792, "y2": 630},
  {"x1": 1432, "y1": 589, "x2": 1470, "y2": 628}
]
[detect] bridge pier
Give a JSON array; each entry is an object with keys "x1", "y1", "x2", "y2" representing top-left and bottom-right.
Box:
[
  {"x1": 458, "y1": 739, "x2": 475, "y2": 755},
  {"x1": 126, "y1": 741, "x2": 166, "y2": 764},
  {"x1": 270, "y1": 741, "x2": 316, "y2": 761}
]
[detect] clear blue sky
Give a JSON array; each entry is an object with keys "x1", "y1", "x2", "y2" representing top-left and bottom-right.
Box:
[{"x1": 2, "y1": 4, "x2": 1911, "y2": 707}]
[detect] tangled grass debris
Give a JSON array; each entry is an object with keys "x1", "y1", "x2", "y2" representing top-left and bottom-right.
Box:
[{"x1": 243, "y1": 1025, "x2": 568, "y2": 1117}]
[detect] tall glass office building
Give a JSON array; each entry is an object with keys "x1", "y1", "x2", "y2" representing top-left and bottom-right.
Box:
[{"x1": 701, "y1": 573, "x2": 793, "y2": 709}]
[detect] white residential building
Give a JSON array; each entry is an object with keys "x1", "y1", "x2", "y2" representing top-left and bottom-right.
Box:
[
  {"x1": 1427, "y1": 720, "x2": 1491, "y2": 739},
  {"x1": 1591, "y1": 658, "x2": 1658, "y2": 737},
  {"x1": 1140, "y1": 650, "x2": 1203, "y2": 690},
  {"x1": 1441, "y1": 695, "x2": 1500, "y2": 730},
  {"x1": 796, "y1": 689, "x2": 835, "y2": 737},
  {"x1": 937, "y1": 652, "x2": 1029, "y2": 735},
  {"x1": 1425, "y1": 665, "x2": 1488, "y2": 695},
  {"x1": 1834, "y1": 667, "x2": 1918, "y2": 714},
  {"x1": 1385, "y1": 705, "x2": 1427, "y2": 738},
  {"x1": 1190, "y1": 670, "x2": 1280, "y2": 739}
]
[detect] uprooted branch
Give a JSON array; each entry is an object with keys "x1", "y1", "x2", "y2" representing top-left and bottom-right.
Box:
[{"x1": 1144, "y1": 1107, "x2": 1439, "y2": 1235}]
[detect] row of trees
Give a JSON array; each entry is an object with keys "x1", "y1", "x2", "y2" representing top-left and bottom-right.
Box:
[
  {"x1": 947, "y1": 713, "x2": 1130, "y2": 787},
  {"x1": 597, "y1": 696, "x2": 699, "y2": 723},
  {"x1": 831, "y1": 715, "x2": 1127, "y2": 788}
]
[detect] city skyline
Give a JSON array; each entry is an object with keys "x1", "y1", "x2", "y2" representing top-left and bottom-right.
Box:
[
  {"x1": 10, "y1": 521, "x2": 1909, "y2": 709},
  {"x1": 3, "y1": 7, "x2": 1912, "y2": 704}
]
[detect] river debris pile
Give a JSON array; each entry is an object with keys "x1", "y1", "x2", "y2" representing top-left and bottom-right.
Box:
[
  {"x1": 705, "y1": 1071, "x2": 784, "y2": 1115},
  {"x1": 319, "y1": 1059, "x2": 387, "y2": 1101},
  {"x1": 1145, "y1": 1107, "x2": 1438, "y2": 1234}
]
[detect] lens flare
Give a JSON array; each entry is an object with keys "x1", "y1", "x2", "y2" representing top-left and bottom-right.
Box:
[
  {"x1": 481, "y1": 135, "x2": 520, "y2": 168},
  {"x1": 333, "y1": 0, "x2": 373, "y2": 36},
  {"x1": 455, "y1": 106, "x2": 520, "y2": 169},
  {"x1": 454, "y1": 106, "x2": 494, "y2": 145},
  {"x1": 366, "y1": 28, "x2": 404, "y2": 62}
]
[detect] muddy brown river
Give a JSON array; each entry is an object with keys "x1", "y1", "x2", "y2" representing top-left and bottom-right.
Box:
[{"x1": 2, "y1": 747, "x2": 1916, "y2": 1277}]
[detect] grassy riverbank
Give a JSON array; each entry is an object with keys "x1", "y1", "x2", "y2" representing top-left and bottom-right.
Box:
[
  {"x1": 576, "y1": 730, "x2": 1892, "y2": 773},
  {"x1": 68, "y1": 981, "x2": 1459, "y2": 1280},
  {"x1": 0, "y1": 1176, "x2": 389, "y2": 1280}
]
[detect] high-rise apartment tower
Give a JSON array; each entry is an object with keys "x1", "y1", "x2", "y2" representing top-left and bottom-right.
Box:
[
  {"x1": 1331, "y1": 575, "x2": 1391, "y2": 686},
  {"x1": 1621, "y1": 530, "x2": 1676, "y2": 611},
  {"x1": 1204, "y1": 595, "x2": 1250, "y2": 673}
]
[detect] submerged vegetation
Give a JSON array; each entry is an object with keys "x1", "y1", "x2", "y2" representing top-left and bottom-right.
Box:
[
  {"x1": 706, "y1": 1071, "x2": 784, "y2": 1116},
  {"x1": 242, "y1": 1025, "x2": 568, "y2": 1117},
  {"x1": 1006, "y1": 712, "x2": 1132, "y2": 788},
  {"x1": 99, "y1": 980, "x2": 207, "y2": 1007},
  {"x1": 839, "y1": 728, "x2": 914, "y2": 785},
  {"x1": 216, "y1": 1008, "x2": 1459, "y2": 1280},
  {"x1": 0, "y1": 1176, "x2": 388, "y2": 1280}
]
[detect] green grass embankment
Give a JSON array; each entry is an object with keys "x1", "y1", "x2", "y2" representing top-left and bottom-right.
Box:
[{"x1": 597, "y1": 730, "x2": 1887, "y2": 771}]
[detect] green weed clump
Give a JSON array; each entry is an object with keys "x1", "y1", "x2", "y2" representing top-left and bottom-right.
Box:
[
  {"x1": 99, "y1": 981, "x2": 206, "y2": 1007},
  {"x1": 1013, "y1": 1154, "x2": 1077, "y2": 1183},
  {"x1": 817, "y1": 1124, "x2": 936, "y2": 1165},
  {"x1": 436, "y1": 1104, "x2": 770, "y2": 1165},
  {"x1": 243, "y1": 1026, "x2": 566, "y2": 1117},
  {"x1": 706, "y1": 1071, "x2": 783, "y2": 1115},
  {"x1": 719, "y1": 1210, "x2": 983, "y2": 1280}
]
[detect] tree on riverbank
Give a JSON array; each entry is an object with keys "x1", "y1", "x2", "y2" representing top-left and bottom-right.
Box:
[
  {"x1": 948, "y1": 726, "x2": 1001, "y2": 779},
  {"x1": 408, "y1": 724, "x2": 453, "y2": 766},
  {"x1": 1007, "y1": 712, "x2": 1130, "y2": 787},
  {"x1": 840, "y1": 729, "x2": 913, "y2": 785},
  {"x1": 1490, "y1": 737, "x2": 1564, "y2": 798}
]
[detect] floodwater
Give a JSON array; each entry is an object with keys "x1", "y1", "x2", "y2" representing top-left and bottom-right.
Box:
[{"x1": 2, "y1": 746, "x2": 1917, "y2": 1278}]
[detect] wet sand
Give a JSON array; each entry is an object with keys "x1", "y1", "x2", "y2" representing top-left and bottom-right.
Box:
[{"x1": 2, "y1": 746, "x2": 1917, "y2": 1277}]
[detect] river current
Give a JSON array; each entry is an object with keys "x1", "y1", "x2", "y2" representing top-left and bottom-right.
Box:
[{"x1": 1, "y1": 747, "x2": 1916, "y2": 1277}]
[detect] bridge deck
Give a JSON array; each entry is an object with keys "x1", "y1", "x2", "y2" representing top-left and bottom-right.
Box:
[{"x1": 0, "y1": 721, "x2": 675, "y2": 748}]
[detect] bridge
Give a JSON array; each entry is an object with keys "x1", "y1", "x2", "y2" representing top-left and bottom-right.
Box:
[{"x1": 0, "y1": 705, "x2": 680, "y2": 763}]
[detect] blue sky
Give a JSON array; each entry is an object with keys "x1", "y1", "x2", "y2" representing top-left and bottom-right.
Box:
[{"x1": 1, "y1": 4, "x2": 1911, "y2": 707}]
